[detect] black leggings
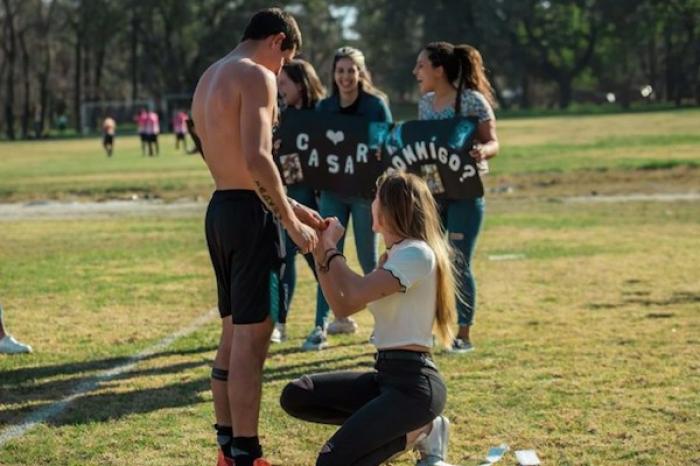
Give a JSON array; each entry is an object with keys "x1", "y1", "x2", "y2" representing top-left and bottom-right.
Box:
[{"x1": 280, "y1": 350, "x2": 447, "y2": 466}]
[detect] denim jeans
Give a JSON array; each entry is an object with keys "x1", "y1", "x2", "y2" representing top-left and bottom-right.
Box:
[
  {"x1": 439, "y1": 197, "x2": 485, "y2": 326},
  {"x1": 281, "y1": 185, "x2": 318, "y2": 323},
  {"x1": 314, "y1": 191, "x2": 377, "y2": 327}
]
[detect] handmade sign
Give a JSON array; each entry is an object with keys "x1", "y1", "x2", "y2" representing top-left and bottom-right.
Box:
[{"x1": 274, "y1": 109, "x2": 482, "y2": 199}]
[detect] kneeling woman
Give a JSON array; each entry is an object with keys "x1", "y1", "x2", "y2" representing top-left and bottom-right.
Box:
[{"x1": 281, "y1": 173, "x2": 458, "y2": 466}]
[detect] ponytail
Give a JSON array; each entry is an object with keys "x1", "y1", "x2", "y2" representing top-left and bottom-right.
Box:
[
  {"x1": 454, "y1": 44, "x2": 496, "y2": 110},
  {"x1": 453, "y1": 46, "x2": 469, "y2": 115},
  {"x1": 424, "y1": 42, "x2": 496, "y2": 112}
]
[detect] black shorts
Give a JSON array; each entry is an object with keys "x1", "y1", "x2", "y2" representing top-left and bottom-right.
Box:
[
  {"x1": 176, "y1": 132, "x2": 186, "y2": 140},
  {"x1": 139, "y1": 132, "x2": 147, "y2": 142},
  {"x1": 149, "y1": 134, "x2": 158, "y2": 143},
  {"x1": 103, "y1": 134, "x2": 114, "y2": 145},
  {"x1": 205, "y1": 190, "x2": 287, "y2": 324}
]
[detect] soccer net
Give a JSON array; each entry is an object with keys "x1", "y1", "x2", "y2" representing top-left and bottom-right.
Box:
[
  {"x1": 80, "y1": 99, "x2": 155, "y2": 135},
  {"x1": 163, "y1": 93, "x2": 193, "y2": 132}
]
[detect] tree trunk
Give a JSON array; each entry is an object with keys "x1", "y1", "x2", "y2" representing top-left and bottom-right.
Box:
[
  {"x1": 74, "y1": 35, "x2": 82, "y2": 133},
  {"x1": 557, "y1": 76, "x2": 573, "y2": 109},
  {"x1": 520, "y1": 74, "x2": 531, "y2": 109},
  {"x1": 94, "y1": 46, "x2": 106, "y2": 101},
  {"x1": 19, "y1": 30, "x2": 31, "y2": 139},
  {"x1": 130, "y1": 13, "x2": 139, "y2": 100},
  {"x1": 2, "y1": 0, "x2": 17, "y2": 140},
  {"x1": 36, "y1": 0, "x2": 55, "y2": 136}
]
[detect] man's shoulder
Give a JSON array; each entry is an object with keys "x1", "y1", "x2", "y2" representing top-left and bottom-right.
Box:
[{"x1": 224, "y1": 58, "x2": 275, "y2": 88}]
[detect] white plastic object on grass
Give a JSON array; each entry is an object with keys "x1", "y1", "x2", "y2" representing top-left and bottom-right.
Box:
[{"x1": 515, "y1": 450, "x2": 541, "y2": 466}]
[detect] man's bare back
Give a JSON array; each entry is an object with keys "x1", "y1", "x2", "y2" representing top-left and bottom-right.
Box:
[{"x1": 192, "y1": 53, "x2": 274, "y2": 191}]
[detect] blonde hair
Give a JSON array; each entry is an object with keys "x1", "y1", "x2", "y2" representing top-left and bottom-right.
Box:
[
  {"x1": 332, "y1": 46, "x2": 388, "y2": 102},
  {"x1": 376, "y1": 172, "x2": 459, "y2": 348}
]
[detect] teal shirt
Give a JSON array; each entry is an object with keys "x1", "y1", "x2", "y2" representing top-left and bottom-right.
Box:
[{"x1": 317, "y1": 91, "x2": 393, "y2": 123}]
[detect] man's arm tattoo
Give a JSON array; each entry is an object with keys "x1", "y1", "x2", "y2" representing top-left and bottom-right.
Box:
[{"x1": 254, "y1": 180, "x2": 283, "y2": 219}]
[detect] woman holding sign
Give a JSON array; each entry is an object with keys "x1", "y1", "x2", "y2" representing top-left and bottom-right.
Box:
[
  {"x1": 302, "y1": 46, "x2": 393, "y2": 351},
  {"x1": 413, "y1": 42, "x2": 499, "y2": 352},
  {"x1": 281, "y1": 172, "x2": 458, "y2": 466},
  {"x1": 273, "y1": 59, "x2": 327, "y2": 344}
]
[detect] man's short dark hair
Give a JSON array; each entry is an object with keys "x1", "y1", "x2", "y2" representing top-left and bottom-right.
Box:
[{"x1": 241, "y1": 8, "x2": 302, "y2": 52}]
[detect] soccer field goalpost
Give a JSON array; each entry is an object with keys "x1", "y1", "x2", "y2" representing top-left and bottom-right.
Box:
[
  {"x1": 80, "y1": 94, "x2": 192, "y2": 135},
  {"x1": 80, "y1": 99, "x2": 155, "y2": 135}
]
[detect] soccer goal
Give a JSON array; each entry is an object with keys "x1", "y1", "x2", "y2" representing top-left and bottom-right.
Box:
[{"x1": 80, "y1": 99, "x2": 155, "y2": 135}]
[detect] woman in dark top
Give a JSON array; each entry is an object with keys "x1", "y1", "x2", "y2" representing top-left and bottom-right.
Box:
[
  {"x1": 274, "y1": 58, "x2": 326, "y2": 343},
  {"x1": 301, "y1": 46, "x2": 393, "y2": 351}
]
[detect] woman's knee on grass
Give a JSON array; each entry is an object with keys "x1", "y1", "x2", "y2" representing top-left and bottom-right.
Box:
[{"x1": 280, "y1": 375, "x2": 315, "y2": 419}]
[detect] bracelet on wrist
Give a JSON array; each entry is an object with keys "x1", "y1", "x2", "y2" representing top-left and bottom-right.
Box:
[
  {"x1": 325, "y1": 252, "x2": 345, "y2": 270},
  {"x1": 318, "y1": 250, "x2": 345, "y2": 273}
]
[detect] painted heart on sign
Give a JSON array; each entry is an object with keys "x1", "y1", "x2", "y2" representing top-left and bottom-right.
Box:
[{"x1": 326, "y1": 129, "x2": 345, "y2": 145}]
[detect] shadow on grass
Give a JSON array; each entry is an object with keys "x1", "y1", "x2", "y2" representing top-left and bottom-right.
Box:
[
  {"x1": 0, "y1": 344, "x2": 373, "y2": 428},
  {"x1": 0, "y1": 360, "x2": 211, "y2": 407},
  {"x1": 587, "y1": 291, "x2": 700, "y2": 311},
  {"x1": 268, "y1": 340, "x2": 366, "y2": 357},
  {"x1": 0, "y1": 345, "x2": 217, "y2": 384},
  {"x1": 264, "y1": 352, "x2": 375, "y2": 383}
]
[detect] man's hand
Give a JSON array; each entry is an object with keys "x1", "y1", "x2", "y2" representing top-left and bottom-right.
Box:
[
  {"x1": 287, "y1": 219, "x2": 319, "y2": 254},
  {"x1": 291, "y1": 200, "x2": 325, "y2": 231}
]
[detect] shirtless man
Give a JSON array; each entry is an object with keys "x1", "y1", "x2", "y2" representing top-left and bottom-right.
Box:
[
  {"x1": 102, "y1": 116, "x2": 116, "y2": 157},
  {"x1": 190, "y1": 8, "x2": 322, "y2": 466}
]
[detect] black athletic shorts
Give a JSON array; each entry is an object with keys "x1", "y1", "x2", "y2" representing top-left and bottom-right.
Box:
[
  {"x1": 139, "y1": 132, "x2": 147, "y2": 142},
  {"x1": 103, "y1": 134, "x2": 114, "y2": 145},
  {"x1": 149, "y1": 134, "x2": 158, "y2": 143},
  {"x1": 205, "y1": 190, "x2": 287, "y2": 324},
  {"x1": 176, "y1": 132, "x2": 186, "y2": 140}
]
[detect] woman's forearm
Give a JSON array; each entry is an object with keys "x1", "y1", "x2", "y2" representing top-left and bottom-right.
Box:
[
  {"x1": 483, "y1": 139, "x2": 499, "y2": 158},
  {"x1": 314, "y1": 247, "x2": 365, "y2": 316}
]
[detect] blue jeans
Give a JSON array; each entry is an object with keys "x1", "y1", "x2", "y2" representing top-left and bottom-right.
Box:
[
  {"x1": 315, "y1": 191, "x2": 377, "y2": 327},
  {"x1": 439, "y1": 197, "x2": 485, "y2": 327},
  {"x1": 281, "y1": 185, "x2": 318, "y2": 323}
]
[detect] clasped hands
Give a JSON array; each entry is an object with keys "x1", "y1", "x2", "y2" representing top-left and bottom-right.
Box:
[{"x1": 286, "y1": 202, "x2": 345, "y2": 257}]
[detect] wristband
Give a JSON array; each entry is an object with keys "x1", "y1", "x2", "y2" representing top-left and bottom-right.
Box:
[
  {"x1": 326, "y1": 252, "x2": 345, "y2": 270},
  {"x1": 319, "y1": 251, "x2": 345, "y2": 273}
]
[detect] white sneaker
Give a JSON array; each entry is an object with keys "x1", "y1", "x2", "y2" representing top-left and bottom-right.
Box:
[
  {"x1": 0, "y1": 335, "x2": 32, "y2": 354},
  {"x1": 415, "y1": 416, "x2": 450, "y2": 466},
  {"x1": 301, "y1": 326, "x2": 327, "y2": 351},
  {"x1": 270, "y1": 323, "x2": 286, "y2": 344},
  {"x1": 327, "y1": 317, "x2": 358, "y2": 335}
]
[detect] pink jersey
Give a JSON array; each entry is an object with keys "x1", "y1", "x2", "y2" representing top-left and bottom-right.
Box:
[
  {"x1": 147, "y1": 112, "x2": 160, "y2": 134},
  {"x1": 173, "y1": 112, "x2": 188, "y2": 134},
  {"x1": 136, "y1": 112, "x2": 149, "y2": 133}
]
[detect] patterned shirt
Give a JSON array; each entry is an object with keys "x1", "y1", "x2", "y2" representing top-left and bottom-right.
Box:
[
  {"x1": 418, "y1": 89, "x2": 494, "y2": 174},
  {"x1": 418, "y1": 89, "x2": 494, "y2": 122}
]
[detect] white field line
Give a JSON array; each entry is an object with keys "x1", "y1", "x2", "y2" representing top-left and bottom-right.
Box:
[{"x1": 0, "y1": 307, "x2": 218, "y2": 447}]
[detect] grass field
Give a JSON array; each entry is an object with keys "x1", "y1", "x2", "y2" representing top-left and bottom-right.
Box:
[
  {"x1": 0, "y1": 109, "x2": 699, "y2": 465},
  {"x1": 0, "y1": 109, "x2": 698, "y2": 202}
]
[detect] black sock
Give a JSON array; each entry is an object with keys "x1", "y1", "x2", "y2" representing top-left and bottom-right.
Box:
[
  {"x1": 232, "y1": 436, "x2": 262, "y2": 466},
  {"x1": 214, "y1": 424, "x2": 233, "y2": 458}
]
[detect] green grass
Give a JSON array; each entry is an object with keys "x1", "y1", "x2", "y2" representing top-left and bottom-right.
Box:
[
  {"x1": 0, "y1": 109, "x2": 698, "y2": 202},
  {"x1": 1, "y1": 109, "x2": 699, "y2": 465},
  {"x1": 1, "y1": 199, "x2": 699, "y2": 465}
]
